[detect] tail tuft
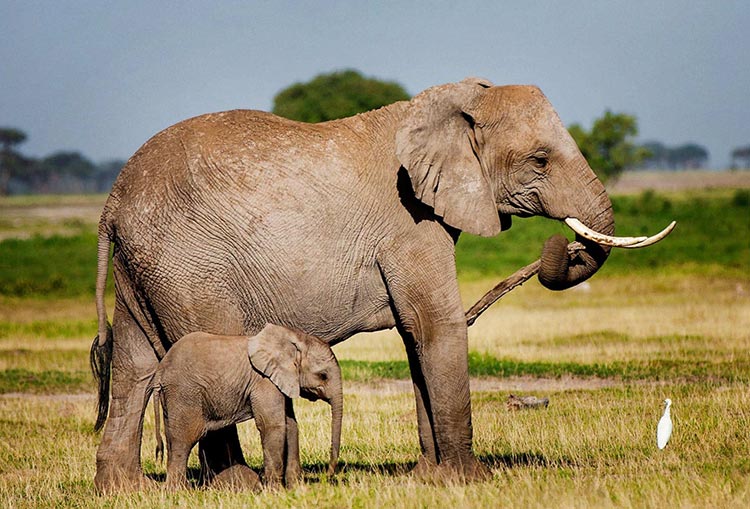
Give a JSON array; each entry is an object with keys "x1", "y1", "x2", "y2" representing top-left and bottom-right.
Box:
[{"x1": 90, "y1": 323, "x2": 113, "y2": 432}]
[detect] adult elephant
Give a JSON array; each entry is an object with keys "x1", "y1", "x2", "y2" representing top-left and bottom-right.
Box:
[{"x1": 90, "y1": 78, "x2": 666, "y2": 491}]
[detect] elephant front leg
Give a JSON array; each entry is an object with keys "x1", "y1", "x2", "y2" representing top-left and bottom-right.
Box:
[
  {"x1": 283, "y1": 398, "x2": 302, "y2": 487},
  {"x1": 402, "y1": 322, "x2": 490, "y2": 481},
  {"x1": 402, "y1": 333, "x2": 437, "y2": 467},
  {"x1": 252, "y1": 389, "x2": 288, "y2": 487},
  {"x1": 383, "y1": 246, "x2": 491, "y2": 481}
]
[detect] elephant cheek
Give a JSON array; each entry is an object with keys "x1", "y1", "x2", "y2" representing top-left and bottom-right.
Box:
[{"x1": 538, "y1": 234, "x2": 570, "y2": 291}]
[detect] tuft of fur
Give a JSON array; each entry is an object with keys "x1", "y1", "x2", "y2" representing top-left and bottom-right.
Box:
[{"x1": 90, "y1": 323, "x2": 113, "y2": 432}]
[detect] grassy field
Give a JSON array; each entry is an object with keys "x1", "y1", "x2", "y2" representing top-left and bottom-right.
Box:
[{"x1": 1, "y1": 176, "x2": 749, "y2": 507}]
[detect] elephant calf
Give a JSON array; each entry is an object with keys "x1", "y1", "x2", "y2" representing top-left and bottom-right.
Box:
[{"x1": 145, "y1": 323, "x2": 343, "y2": 489}]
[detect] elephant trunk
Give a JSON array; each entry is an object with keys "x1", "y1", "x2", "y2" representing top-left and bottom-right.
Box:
[
  {"x1": 538, "y1": 178, "x2": 615, "y2": 291},
  {"x1": 327, "y1": 369, "x2": 343, "y2": 477}
]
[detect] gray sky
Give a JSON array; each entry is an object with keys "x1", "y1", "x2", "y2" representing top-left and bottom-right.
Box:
[{"x1": 2, "y1": 1, "x2": 748, "y2": 167}]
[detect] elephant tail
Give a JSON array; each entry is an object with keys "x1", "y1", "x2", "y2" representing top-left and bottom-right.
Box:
[
  {"x1": 95, "y1": 220, "x2": 111, "y2": 347},
  {"x1": 91, "y1": 219, "x2": 113, "y2": 432},
  {"x1": 89, "y1": 322, "x2": 113, "y2": 432},
  {"x1": 152, "y1": 387, "x2": 164, "y2": 464}
]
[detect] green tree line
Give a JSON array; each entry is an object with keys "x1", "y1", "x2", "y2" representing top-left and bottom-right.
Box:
[{"x1": 0, "y1": 128, "x2": 123, "y2": 195}]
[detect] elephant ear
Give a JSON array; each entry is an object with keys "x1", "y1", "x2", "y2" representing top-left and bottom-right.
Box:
[
  {"x1": 395, "y1": 77, "x2": 501, "y2": 237},
  {"x1": 247, "y1": 323, "x2": 300, "y2": 399}
]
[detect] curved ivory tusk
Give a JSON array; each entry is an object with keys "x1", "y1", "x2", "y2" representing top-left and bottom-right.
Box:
[
  {"x1": 564, "y1": 218, "x2": 677, "y2": 249},
  {"x1": 619, "y1": 220, "x2": 677, "y2": 249},
  {"x1": 564, "y1": 218, "x2": 648, "y2": 247}
]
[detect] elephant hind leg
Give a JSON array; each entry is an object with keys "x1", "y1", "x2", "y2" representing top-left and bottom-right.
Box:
[
  {"x1": 94, "y1": 305, "x2": 159, "y2": 493},
  {"x1": 164, "y1": 415, "x2": 203, "y2": 491}
]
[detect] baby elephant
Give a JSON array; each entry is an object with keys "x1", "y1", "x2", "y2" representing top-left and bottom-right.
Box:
[{"x1": 145, "y1": 323, "x2": 343, "y2": 489}]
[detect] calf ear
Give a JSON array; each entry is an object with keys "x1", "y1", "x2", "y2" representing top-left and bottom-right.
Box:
[{"x1": 247, "y1": 324, "x2": 300, "y2": 399}]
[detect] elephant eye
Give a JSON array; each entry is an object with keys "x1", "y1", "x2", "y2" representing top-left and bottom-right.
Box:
[
  {"x1": 531, "y1": 154, "x2": 548, "y2": 169},
  {"x1": 319, "y1": 372, "x2": 328, "y2": 382}
]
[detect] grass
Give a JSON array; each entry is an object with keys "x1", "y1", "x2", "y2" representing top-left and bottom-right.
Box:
[
  {"x1": 1, "y1": 382, "x2": 749, "y2": 507},
  {"x1": 0, "y1": 234, "x2": 103, "y2": 297},
  {"x1": 0, "y1": 186, "x2": 749, "y2": 507}
]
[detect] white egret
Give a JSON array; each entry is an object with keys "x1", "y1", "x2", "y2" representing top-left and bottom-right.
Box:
[{"x1": 657, "y1": 398, "x2": 673, "y2": 449}]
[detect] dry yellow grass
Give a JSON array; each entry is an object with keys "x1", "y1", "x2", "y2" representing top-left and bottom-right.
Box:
[
  {"x1": 2, "y1": 379, "x2": 749, "y2": 508},
  {"x1": 334, "y1": 274, "x2": 750, "y2": 364}
]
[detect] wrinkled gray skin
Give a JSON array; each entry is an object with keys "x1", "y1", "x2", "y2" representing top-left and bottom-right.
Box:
[
  {"x1": 91, "y1": 78, "x2": 615, "y2": 491},
  {"x1": 147, "y1": 324, "x2": 343, "y2": 490}
]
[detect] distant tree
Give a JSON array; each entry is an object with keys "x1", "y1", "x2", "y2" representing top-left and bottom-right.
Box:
[
  {"x1": 272, "y1": 69, "x2": 410, "y2": 123},
  {"x1": 0, "y1": 127, "x2": 29, "y2": 195},
  {"x1": 669, "y1": 144, "x2": 709, "y2": 169},
  {"x1": 94, "y1": 159, "x2": 125, "y2": 192},
  {"x1": 24, "y1": 151, "x2": 96, "y2": 193},
  {"x1": 639, "y1": 141, "x2": 669, "y2": 169},
  {"x1": 731, "y1": 145, "x2": 750, "y2": 169},
  {"x1": 639, "y1": 141, "x2": 709, "y2": 170},
  {"x1": 568, "y1": 111, "x2": 649, "y2": 183},
  {"x1": 0, "y1": 127, "x2": 26, "y2": 151},
  {"x1": 36, "y1": 151, "x2": 96, "y2": 178}
]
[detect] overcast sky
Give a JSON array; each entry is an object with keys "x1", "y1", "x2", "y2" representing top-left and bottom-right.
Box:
[{"x1": 2, "y1": 1, "x2": 748, "y2": 167}]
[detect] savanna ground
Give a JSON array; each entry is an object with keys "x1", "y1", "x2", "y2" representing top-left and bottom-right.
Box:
[{"x1": 0, "y1": 170, "x2": 749, "y2": 508}]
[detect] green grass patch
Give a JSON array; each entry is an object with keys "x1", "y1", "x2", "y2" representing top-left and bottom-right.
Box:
[
  {"x1": 0, "y1": 348, "x2": 90, "y2": 373},
  {"x1": 0, "y1": 368, "x2": 92, "y2": 394},
  {"x1": 0, "y1": 319, "x2": 96, "y2": 339},
  {"x1": 0, "y1": 233, "x2": 104, "y2": 298},
  {"x1": 340, "y1": 348, "x2": 750, "y2": 383}
]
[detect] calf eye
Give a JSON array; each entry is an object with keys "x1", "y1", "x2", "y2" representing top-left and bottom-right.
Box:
[{"x1": 319, "y1": 372, "x2": 328, "y2": 381}]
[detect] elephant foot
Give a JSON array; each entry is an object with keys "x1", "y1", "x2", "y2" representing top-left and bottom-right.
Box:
[
  {"x1": 209, "y1": 465, "x2": 261, "y2": 492},
  {"x1": 94, "y1": 466, "x2": 155, "y2": 494},
  {"x1": 409, "y1": 455, "x2": 492, "y2": 484},
  {"x1": 284, "y1": 466, "x2": 302, "y2": 488}
]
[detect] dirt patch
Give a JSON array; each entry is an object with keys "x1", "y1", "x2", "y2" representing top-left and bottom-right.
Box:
[
  {"x1": 0, "y1": 377, "x2": 619, "y2": 402},
  {"x1": 0, "y1": 203, "x2": 103, "y2": 240}
]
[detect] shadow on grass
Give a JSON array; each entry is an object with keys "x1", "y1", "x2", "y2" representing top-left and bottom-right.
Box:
[
  {"x1": 144, "y1": 466, "x2": 202, "y2": 486},
  {"x1": 306, "y1": 459, "x2": 418, "y2": 478},
  {"x1": 480, "y1": 451, "x2": 578, "y2": 469},
  {"x1": 308, "y1": 452, "x2": 577, "y2": 483},
  {"x1": 145, "y1": 454, "x2": 577, "y2": 488}
]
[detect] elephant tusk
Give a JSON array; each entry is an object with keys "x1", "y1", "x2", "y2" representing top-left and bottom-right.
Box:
[
  {"x1": 618, "y1": 220, "x2": 677, "y2": 249},
  {"x1": 564, "y1": 218, "x2": 648, "y2": 247},
  {"x1": 564, "y1": 218, "x2": 677, "y2": 249}
]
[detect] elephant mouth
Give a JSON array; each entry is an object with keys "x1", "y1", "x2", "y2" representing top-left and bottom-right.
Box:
[{"x1": 500, "y1": 214, "x2": 512, "y2": 231}]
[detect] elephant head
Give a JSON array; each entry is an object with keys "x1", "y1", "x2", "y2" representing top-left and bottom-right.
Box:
[
  {"x1": 396, "y1": 78, "x2": 673, "y2": 290},
  {"x1": 247, "y1": 323, "x2": 343, "y2": 476}
]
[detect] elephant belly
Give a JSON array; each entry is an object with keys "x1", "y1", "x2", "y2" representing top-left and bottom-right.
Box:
[
  {"x1": 121, "y1": 233, "x2": 396, "y2": 346},
  {"x1": 235, "y1": 251, "x2": 397, "y2": 343}
]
